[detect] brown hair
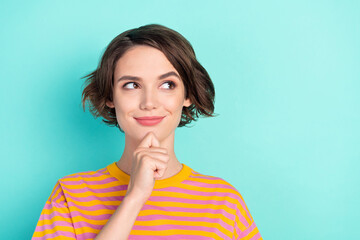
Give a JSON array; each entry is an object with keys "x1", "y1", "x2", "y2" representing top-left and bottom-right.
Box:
[{"x1": 81, "y1": 24, "x2": 217, "y2": 132}]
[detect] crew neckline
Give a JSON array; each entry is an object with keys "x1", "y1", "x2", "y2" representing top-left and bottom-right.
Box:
[{"x1": 107, "y1": 161, "x2": 192, "y2": 189}]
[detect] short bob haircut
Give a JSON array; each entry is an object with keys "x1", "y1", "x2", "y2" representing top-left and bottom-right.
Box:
[{"x1": 81, "y1": 24, "x2": 217, "y2": 133}]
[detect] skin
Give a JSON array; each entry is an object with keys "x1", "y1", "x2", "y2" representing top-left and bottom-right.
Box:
[{"x1": 106, "y1": 45, "x2": 192, "y2": 181}]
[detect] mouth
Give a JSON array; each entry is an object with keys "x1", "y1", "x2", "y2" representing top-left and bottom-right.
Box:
[{"x1": 134, "y1": 116, "x2": 165, "y2": 126}]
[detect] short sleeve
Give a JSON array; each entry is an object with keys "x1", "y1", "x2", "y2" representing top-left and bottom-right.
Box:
[
  {"x1": 32, "y1": 181, "x2": 77, "y2": 240},
  {"x1": 233, "y1": 192, "x2": 262, "y2": 240}
]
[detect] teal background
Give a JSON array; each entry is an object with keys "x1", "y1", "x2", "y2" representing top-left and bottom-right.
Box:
[{"x1": 1, "y1": 0, "x2": 359, "y2": 239}]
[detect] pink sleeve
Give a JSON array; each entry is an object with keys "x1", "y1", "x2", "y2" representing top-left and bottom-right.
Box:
[
  {"x1": 31, "y1": 181, "x2": 77, "y2": 239},
  {"x1": 232, "y1": 192, "x2": 262, "y2": 240}
]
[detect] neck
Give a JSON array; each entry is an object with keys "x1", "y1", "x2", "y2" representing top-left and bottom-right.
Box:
[{"x1": 116, "y1": 130, "x2": 183, "y2": 180}]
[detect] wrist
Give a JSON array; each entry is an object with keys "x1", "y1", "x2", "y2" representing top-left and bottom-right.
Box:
[{"x1": 124, "y1": 193, "x2": 148, "y2": 205}]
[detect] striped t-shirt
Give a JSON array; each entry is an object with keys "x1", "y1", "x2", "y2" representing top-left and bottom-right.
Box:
[{"x1": 32, "y1": 162, "x2": 262, "y2": 240}]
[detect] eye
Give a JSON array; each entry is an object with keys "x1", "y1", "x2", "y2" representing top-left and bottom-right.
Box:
[
  {"x1": 123, "y1": 82, "x2": 139, "y2": 89},
  {"x1": 161, "y1": 81, "x2": 176, "y2": 90},
  {"x1": 122, "y1": 81, "x2": 177, "y2": 90}
]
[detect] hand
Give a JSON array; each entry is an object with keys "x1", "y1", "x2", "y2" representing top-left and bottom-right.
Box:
[{"x1": 125, "y1": 131, "x2": 170, "y2": 203}]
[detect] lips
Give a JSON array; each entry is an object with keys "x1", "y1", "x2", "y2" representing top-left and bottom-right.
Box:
[
  {"x1": 134, "y1": 116, "x2": 165, "y2": 126},
  {"x1": 134, "y1": 116, "x2": 165, "y2": 120}
]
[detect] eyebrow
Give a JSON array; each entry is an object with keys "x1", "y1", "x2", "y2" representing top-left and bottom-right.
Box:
[{"x1": 117, "y1": 71, "x2": 180, "y2": 82}]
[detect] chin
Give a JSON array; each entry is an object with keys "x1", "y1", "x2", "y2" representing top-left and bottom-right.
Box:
[
  {"x1": 122, "y1": 116, "x2": 179, "y2": 142},
  {"x1": 125, "y1": 127, "x2": 159, "y2": 138},
  {"x1": 129, "y1": 127, "x2": 175, "y2": 142}
]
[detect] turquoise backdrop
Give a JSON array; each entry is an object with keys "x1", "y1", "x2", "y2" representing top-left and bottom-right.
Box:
[{"x1": 1, "y1": 0, "x2": 359, "y2": 239}]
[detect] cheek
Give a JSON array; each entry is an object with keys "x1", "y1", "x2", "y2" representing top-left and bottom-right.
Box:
[
  {"x1": 114, "y1": 97, "x2": 135, "y2": 119},
  {"x1": 162, "y1": 95, "x2": 185, "y2": 113}
]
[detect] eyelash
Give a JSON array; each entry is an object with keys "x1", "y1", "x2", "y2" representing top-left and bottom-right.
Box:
[{"x1": 122, "y1": 81, "x2": 177, "y2": 90}]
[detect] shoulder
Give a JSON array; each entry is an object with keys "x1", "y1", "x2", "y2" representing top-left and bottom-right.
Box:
[
  {"x1": 44, "y1": 164, "x2": 117, "y2": 207},
  {"x1": 59, "y1": 167, "x2": 109, "y2": 181},
  {"x1": 190, "y1": 168, "x2": 257, "y2": 225},
  {"x1": 53, "y1": 165, "x2": 114, "y2": 193},
  {"x1": 187, "y1": 167, "x2": 246, "y2": 203}
]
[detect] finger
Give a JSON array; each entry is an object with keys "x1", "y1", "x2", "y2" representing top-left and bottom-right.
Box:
[
  {"x1": 150, "y1": 132, "x2": 160, "y2": 148},
  {"x1": 151, "y1": 159, "x2": 168, "y2": 179},
  {"x1": 140, "y1": 152, "x2": 170, "y2": 163},
  {"x1": 138, "y1": 131, "x2": 160, "y2": 149},
  {"x1": 135, "y1": 146, "x2": 168, "y2": 154}
]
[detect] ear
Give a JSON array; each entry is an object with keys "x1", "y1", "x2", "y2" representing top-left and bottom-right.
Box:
[
  {"x1": 183, "y1": 98, "x2": 192, "y2": 107},
  {"x1": 106, "y1": 100, "x2": 115, "y2": 108}
]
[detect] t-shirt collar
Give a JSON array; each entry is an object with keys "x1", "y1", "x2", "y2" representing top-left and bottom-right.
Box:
[{"x1": 107, "y1": 161, "x2": 192, "y2": 189}]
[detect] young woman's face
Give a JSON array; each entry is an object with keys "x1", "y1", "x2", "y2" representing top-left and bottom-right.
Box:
[{"x1": 106, "y1": 45, "x2": 192, "y2": 141}]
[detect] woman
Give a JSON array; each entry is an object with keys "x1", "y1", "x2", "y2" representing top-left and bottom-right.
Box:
[{"x1": 32, "y1": 24, "x2": 262, "y2": 240}]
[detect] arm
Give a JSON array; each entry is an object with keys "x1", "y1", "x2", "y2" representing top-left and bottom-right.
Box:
[
  {"x1": 95, "y1": 132, "x2": 169, "y2": 239},
  {"x1": 94, "y1": 194, "x2": 146, "y2": 240},
  {"x1": 232, "y1": 191, "x2": 262, "y2": 240},
  {"x1": 32, "y1": 182, "x2": 76, "y2": 240}
]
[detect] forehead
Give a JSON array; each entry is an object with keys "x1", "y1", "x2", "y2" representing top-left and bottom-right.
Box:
[{"x1": 114, "y1": 45, "x2": 178, "y2": 78}]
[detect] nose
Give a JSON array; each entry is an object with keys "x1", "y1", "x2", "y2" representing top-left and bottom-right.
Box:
[{"x1": 139, "y1": 88, "x2": 158, "y2": 110}]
